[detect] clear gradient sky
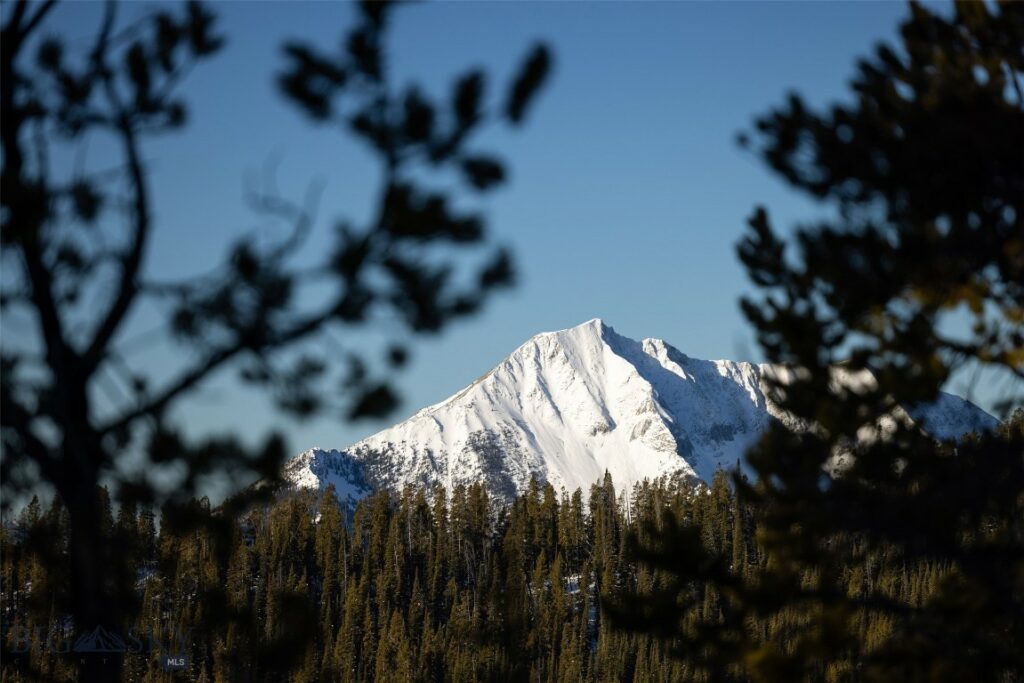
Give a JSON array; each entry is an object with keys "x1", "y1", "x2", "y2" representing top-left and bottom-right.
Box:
[{"x1": 39, "y1": 1, "x2": 1003, "y2": 459}]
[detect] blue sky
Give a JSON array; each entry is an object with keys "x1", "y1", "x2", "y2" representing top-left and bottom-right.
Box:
[{"x1": 40, "y1": 1, "x2": 1000, "y2": 458}]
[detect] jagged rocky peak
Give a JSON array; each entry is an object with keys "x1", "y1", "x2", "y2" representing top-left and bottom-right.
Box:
[
  {"x1": 284, "y1": 319, "x2": 999, "y2": 505},
  {"x1": 283, "y1": 447, "x2": 373, "y2": 508}
]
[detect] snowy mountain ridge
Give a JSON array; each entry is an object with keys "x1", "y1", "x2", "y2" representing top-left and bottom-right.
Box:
[{"x1": 283, "y1": 319, "x2": 998, "y2": 505}]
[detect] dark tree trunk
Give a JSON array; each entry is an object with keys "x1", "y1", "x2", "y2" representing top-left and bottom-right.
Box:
[
  {"x1": 63, "y1": 377, "x2": 125, "y2": 683},
  {"x1": 66, "y1": 483, "x2": 124, "y2": 683}
]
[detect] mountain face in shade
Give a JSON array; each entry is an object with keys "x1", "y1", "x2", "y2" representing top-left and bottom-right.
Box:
[{"x1": 283, "y1": 319, "x2": 998, "y2": 505}]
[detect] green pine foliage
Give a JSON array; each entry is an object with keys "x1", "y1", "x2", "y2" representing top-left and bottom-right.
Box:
[{"x1": 4, "y1": 464, "x2": 999, "y2": 683}]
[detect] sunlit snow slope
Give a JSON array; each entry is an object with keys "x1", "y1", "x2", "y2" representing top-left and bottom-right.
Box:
[{"x1": 284, "y1": 319, "x2": 998, "y2": 504}]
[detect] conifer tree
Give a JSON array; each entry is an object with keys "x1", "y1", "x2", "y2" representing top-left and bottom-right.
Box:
[
  {"x1": 609, "y1": 3, "x2": 1024, "y2": 681},
  {"x1": 0, "y1": 2, "x2": 551, "y2": 678}
]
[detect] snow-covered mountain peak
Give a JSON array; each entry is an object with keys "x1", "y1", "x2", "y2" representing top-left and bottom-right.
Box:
[
  {"x1": 284, "y1": 319, "x2": 998, "y2": 505},
  {"x1": 551, "y1": 316, "x2": 611, "y2": 337}
]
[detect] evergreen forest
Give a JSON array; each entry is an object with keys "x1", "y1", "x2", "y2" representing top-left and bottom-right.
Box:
[{"x1": 5, "y1": 411, "x2": 1021, "y2": 683}]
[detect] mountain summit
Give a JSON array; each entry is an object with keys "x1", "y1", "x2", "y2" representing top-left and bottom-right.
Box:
[{"x1": 284, "y1": 319, "x2": 997, "y2": 505}]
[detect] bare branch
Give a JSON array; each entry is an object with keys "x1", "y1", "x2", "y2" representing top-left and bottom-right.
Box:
[
  {"x1": 246, "y1": 175, "x2": 325, "y2": 262},
  {"x1": 19, "y1": 0, "x2": 57, "y2": 42},
  {"x1": 2, "y1": 0, "x2": 72, "y2": 385},
  {"x1": 81, "y1": 3, "x2": 151, "y2": 375},
  {"x1": 98, "y1": 300, "x2": 343, "y2": 436},
  {"x1": 1, "y1": 1, "x2": 30, "y2": 39},
  {"x1": 80, "y1": 119, "x2": 148, "y2": 372}
]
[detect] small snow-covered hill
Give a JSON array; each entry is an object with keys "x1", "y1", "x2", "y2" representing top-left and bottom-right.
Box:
[{"x1": 284, "y1": 319, "x2": 998, "y2": 504}]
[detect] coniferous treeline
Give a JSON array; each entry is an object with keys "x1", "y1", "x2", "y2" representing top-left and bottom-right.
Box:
[{"x1": 0, "y1": 472, "x2": 977, "y2": 683}]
